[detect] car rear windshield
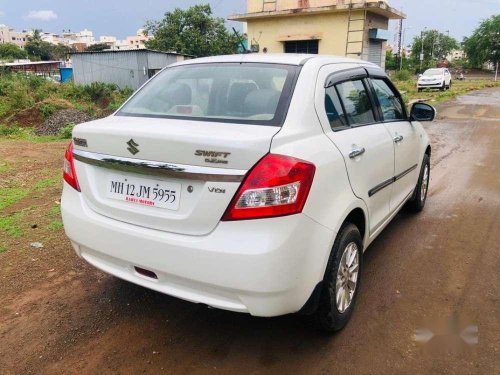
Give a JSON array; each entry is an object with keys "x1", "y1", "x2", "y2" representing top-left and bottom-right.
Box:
[{"x1": 117, "y1": 63, "x2": 301, "y2": 126}]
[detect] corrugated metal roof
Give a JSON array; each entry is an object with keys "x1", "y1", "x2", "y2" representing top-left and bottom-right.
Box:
[
  {"x1": 70, "y1": 49, "x2": 192, "y2": 57},
  {"x1": 0, "y1": 60, "x2": 62, "y2": 66}
]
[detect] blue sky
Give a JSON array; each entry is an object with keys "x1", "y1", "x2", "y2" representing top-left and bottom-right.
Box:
[{"x1": 0, "y1": 0, "x2": 499, "y2": 44}]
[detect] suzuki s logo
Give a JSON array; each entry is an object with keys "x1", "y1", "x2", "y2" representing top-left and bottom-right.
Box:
[{"x1": 127, "y1": 139, "x2": 139, "y2": 155}]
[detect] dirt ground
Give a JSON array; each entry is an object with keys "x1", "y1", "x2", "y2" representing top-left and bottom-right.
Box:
[{"x1": 0, "y1": 88, "x2": 499, "y2": 374}]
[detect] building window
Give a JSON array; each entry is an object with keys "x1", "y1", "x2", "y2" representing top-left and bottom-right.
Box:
[{"x1": 284, "y1": 40, "x2": 319, "y2": 54}]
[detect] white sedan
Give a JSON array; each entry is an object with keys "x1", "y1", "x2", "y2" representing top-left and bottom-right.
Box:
[
  {"x1": 417, "y1": 68, "x2": 452, "y2": 91},
  {"x1": 62, "y1": 54, "x2": 435, "y2": 332}
]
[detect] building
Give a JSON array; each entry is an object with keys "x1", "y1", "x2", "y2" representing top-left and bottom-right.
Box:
[
  {"x1": 41, "y1": 32, "x2": 61, "y2": 45},
  {"x1": 58, "y1": 29, "x2": 96, "y2": 48},
  {"x1": 124, "y1": 29, "x2": 151, "y2": 50},
  {"x1": 0, "y1": 25, "x2": 31, "y2": 49},
  {"x1": 76, "y1": 29, "x2": 95, "y2": 45},
  {"x1": 100, "y1": 36, "x2": 118, "y2": 46},
  {"x1": 70, "y1": 49, "x2": 191, "y2": 89},
  {"x1": 447, "y1": 49, "x2": 465, "y2": 62},
  {"x1": 229, "y1": 0, "x2": 405, "y2": 68}
]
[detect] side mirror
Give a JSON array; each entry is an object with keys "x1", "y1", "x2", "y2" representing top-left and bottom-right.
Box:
[
  {"x1": 418, "y1": 74, "x2": 423, "y2": 78},
  {"x1": 410, "y1": 102, "x2": 436, "y2": 122}
]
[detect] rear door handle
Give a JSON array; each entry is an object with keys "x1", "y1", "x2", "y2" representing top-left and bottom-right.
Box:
[
  {"x1": 349, "y1": 147, "x2": 366, "y2": 159},
  {"x1": 394, "y1": 135, "x2": 404, "y2": 143}
]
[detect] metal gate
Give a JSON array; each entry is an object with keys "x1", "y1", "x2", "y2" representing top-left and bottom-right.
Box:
[{"x1": 368, "y1": 41, "x2": 383, "y2": 66}]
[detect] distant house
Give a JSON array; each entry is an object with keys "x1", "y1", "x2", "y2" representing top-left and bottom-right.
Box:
[
  {"x1": 70, "y1": 49, "x2": 191, "y2": 90},
  {"x1": 229, "y1": 0, "x2": 405, "y2": 68}
]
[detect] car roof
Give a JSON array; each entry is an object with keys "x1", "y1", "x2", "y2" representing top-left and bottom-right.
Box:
[{"x1": 174, "y1": 53, "x2": 378, "y2": 68}]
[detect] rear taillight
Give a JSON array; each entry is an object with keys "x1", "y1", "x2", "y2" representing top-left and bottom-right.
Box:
[
  {"x1": 222, "y1": 154, "x2": 315, "y2": 221},
  {"x1": 63, "y1": 142, "x2": 80, "y2": 191}
]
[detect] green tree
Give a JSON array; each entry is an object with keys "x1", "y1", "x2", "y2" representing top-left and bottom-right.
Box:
[
  {"x1": 144, "y1": 4, "x2": 239, "y2": 57},
  {"x1": 463, "y1": 15, "x2": 500, "y2": 69},
  {"x1": 385, "y1": 50, "x2": 397, "y2": 70},
  {"x1": 25, "y1": 29, "x2": 54, "y2": 61},
  {"x1": 86, "y1": 43, "x2": 112, "y2": 52},
  {"x1": 411, "y1": 30, "x2": 459, "y2": 71},
  {"x1": 0, "y1": 43, "x2": 28, "y2": 60},
  {"x1": 51, "y1": 44, "x2": 75, "y2": 60}
]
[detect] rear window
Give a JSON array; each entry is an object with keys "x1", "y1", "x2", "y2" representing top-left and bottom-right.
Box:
[{"x1": 117, "y1": 63, "x2": 300, "y2": 126}]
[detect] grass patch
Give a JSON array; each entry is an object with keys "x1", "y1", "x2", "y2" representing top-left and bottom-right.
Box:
[
  {"x1": 393, "y1": 79, "x2": 500, "y2": 108},
  {"x1": 0, "y1": 73, "x2": 132, "y2": 131},
  {"x1": 58, "y1": 122, "x2": 75, "y2": 139},
  {"x1": 49, "y1": 203, "x2": 61, "y2": 217},
  {"x1": 0, "y1": 245, "x2": 6, "y2": 253},
  {"x1": 35, "y1": 175, "x2": 61, "y2": 190},
  {"x1": 0, "y1": 211, "x2": 24, "y2": 238},
  {"x1": 0, "y1": 125, "x2": 63, "y2": 142},
  {"x1": 0, "y1": 161, "x2": 9, "y2": 173},
  {"x1": 0, "y1": 187, "x2": 28, "y2": 210},
  {"x1": 49, "y1": 220, "x2": 64, "y2": 230}
]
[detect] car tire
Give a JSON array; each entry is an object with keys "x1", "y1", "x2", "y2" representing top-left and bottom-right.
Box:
[
  {"x1": 440, "y1": 82, "x2": 445, "y2": 91},
  {"x1": 310, "y1": 223, "x2": 363, "y2": 333},
  {"x1": 417, "y1": 88, "x2": 422, "y2": 92},
  {"x1": 408, "y1": 154, "x2": 430, "y2": 212}
]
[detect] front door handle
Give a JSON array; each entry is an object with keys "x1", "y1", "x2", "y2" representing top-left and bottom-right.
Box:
[
  {"x1": 394, "y1": 135, "x2": 404, "y2": 143},
  {"x1": 349, "y1": 147, "x2": 366, "y2": 159}
]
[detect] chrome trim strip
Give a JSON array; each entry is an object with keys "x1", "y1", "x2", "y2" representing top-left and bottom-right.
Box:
[
  {"x1": 73, "y1": 149, "x2": 247, "y2": 182},
  {"x1": 368, "y1": 177, "x2": 394, "y2": 197},
  {"x1": 395, "y1": 164, "x2": 418, "y2": 181},
  {"x1": 368, "y1": 164, "x2": 418, "y2": 197}
]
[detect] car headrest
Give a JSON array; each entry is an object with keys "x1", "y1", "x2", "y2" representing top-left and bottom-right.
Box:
[
  {"x1": 243, "y1": 89, "x2": 281, "y2": 116},
  {"x1": 228, "y1": 82, "x2": 258, "y2": 112},
  {"x1": 164, "y1": 82, "x2": 192, "y2": 106}
]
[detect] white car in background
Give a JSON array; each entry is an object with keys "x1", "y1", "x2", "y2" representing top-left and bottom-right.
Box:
[
  {"x1": 62, "y1": 54, "x2": 435, "y2": 332},
  {"x1": 417, "y1": 68, "x2": 452, "y2": 91}
]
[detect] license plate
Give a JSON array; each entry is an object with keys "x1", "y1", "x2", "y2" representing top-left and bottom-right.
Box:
[{"x1": 106, "y1": 173, "x2": 181, "y2": 210}]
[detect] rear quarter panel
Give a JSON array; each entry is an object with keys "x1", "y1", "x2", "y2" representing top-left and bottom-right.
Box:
[{"x1": 270, "y1": 61, "x2": 369, "y2": 274}]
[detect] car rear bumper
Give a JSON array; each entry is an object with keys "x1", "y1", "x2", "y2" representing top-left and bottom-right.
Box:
[{"x1": 61, "y1": 183, "x2": 334, "y2": 317}]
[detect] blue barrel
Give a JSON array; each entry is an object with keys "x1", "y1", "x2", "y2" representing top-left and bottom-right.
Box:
[{"x1": 60, "y1": 67, "x2": 73, "y2": 83}]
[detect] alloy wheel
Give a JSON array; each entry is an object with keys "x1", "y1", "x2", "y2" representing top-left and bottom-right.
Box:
[
  {"x1": 421, "y1": 164, "x2": 429, "y2": 203},
  {"x1": 335, "y1": 242, "x2": 360, "y2": 313}
]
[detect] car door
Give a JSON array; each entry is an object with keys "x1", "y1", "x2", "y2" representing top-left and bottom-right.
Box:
[
  {"x1": 444, "y1": 69, "x2": 451, "y2": 86},
  {"x1": 368, "y1": 76, "x2": 421, "y2": 210},
  {"x1": 316, "y1": 66, "x2": 395, "y2": 233}
]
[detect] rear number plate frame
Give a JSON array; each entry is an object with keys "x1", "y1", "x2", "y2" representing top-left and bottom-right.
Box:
[{"x1": 106, "y1": 173, "x2": 181, "y2": 210}]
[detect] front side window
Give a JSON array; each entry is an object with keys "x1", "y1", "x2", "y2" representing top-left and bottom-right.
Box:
[
  {"x1": 117, "y1": 63, "x2": 299, "y2": 126},
  {"x1": 335, "y1": 80, "x2": 375, "y2": 126},
  {"x1": 371, "y1": 79, "x2": 405, "y2": 121},
  {"x1": 324, "y1": 87, "x2": 348, "y2": 130}
]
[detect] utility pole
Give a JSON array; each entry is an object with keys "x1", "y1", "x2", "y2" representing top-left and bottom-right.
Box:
[
  {"x1": 431, "y1": 30, "x2": 436, "y2": 60},
  {"x1": 420, "y1": 27, "x2": 427, "y2": 71},
  {"x1": 397, "y1": 19, "x2": 403, "y2": 70},
  {"x1": 400, "y1": 26, "x2": 411, "y2": 71}
]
